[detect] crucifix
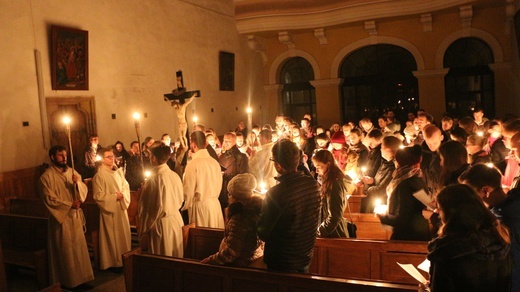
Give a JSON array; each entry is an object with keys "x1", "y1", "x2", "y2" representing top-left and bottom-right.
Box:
[{"x1": 163, "y1": 70, "x2": 201, "y2": 149}]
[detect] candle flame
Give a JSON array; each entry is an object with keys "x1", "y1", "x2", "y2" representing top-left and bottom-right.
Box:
[
  {"x1": 193, "y1": 115, "x2": 198, "y2": 123},
  {"x1": 477, "y1": 131, "x2": 484, "y2": 137},
  {"x1": 133, "y1": 112, "x2": 140, "y2": 120},
  {"x1": 145, "y1": 171, "x2": 151, "y2": 178},
  {"x1": 63, "y1": 116, "x2": 71, "y2": 125},
  {"x1": 246, "y1": 107, "x2": 252, "y2": 114},
  {"x1": 486, "y1": 163, "x2": 494, "y2": 168},
  {"x1": 95, "y1": 155, "x2": 102, "y2": 161}
]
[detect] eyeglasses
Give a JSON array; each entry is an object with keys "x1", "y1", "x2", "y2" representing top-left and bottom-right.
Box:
[
  {"x1": 269, "y1": 157, "x2": 275, "y2": 162},
  {"x1": 104, "y1": 155, "x2": 114, "y2": 159}
]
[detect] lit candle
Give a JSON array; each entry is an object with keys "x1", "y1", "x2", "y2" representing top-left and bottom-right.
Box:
[
  {"x1": 132, "y1": 112, "x2": 144, "y2": 168},
  {"x1": 193, "y1": 115, "x2": 198, "y2": 124},
  {"x1": 95, "y1": 155, "x2": 102, "y2": 161},
  {"x1": 477, "y1": 131, "x2": 484, "y2": 137},
  {"x1": 373, "y1": 199, "x2": 388, "y2": 216},
  {"x1": 486, "y1": 162, "x2": 494, "y2": 168},
  {"x1": 144, "y1": 170, "x2": 151, "y2": 180},
  {"x1": 361, "y1": 166, "x2": 367, "y2": 176},
  {"x1": 259, "y1": 181, "x2": 267, "y2": 194}
]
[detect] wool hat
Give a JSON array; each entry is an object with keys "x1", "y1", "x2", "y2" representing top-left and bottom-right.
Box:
[
  {"x1": 395, "y1": 144, "x2": 422, "y2": 166},
  {"x1": 330, "y1": 131, "x2": 345, "y2": 144},
  {"x1": 227, "y1": 173, "x2": 257, "y2": 199}
]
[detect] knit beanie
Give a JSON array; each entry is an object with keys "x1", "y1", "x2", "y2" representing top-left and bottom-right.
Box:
[
  {"x1": 227, "y1": 173, "x2": 257, "y2": 199},
  {"x1": 330, "y1": 131, "x2": 345, "y2": 144},
  {"x1": 395, "y1": 144, "x2": 422, "y2": 166}
]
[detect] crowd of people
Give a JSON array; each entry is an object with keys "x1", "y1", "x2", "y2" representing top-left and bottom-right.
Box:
[{"x1": 38, "y1": 107, "x2": 520, "y2": 291}]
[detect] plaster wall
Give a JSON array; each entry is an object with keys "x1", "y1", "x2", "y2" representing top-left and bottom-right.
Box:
[
  {"x1": 261, "y1": 4, "x2": 519, "y2": 128},
  {"x1": 0, "y1": 0, "x2": 264, "y2": 172}
]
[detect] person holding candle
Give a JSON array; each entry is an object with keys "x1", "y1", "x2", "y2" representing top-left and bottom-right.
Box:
[
  {"x1": 39, "y1": 145, "x2": 94, "y2": 288},
  {"x1": 92, "y1": 147, "x2": 132, "y2": 270},
  {"x1": 377, "y1": 144, "x2": 431, "y2": 241},
  {"x1": 139, "y1": 144, "x2": 185, "y2": 256},
  {"x1": 83, "y1": 134, "x2": 102, "y2": 179},
  {"x1": 312, "y1": 150, "x2": 356, "y2": 238},
  {"x1": 360, "y1": 136, "x2": 401, "y2": 213}
]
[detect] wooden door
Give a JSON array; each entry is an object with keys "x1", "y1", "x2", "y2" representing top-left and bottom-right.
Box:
[{"x1": 46, "y1": 96, "x2": 97, "y2": 173}]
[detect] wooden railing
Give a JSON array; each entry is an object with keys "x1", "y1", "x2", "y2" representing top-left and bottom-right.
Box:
[
  {"x1": 123, "y1": 248, "x2": 417, "y2": 292},
  {"x1": 184, "y1": 227, "x2": 428, "y2": 285}
]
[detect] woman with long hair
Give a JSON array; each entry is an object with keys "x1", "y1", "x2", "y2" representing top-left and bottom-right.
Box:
[
  {"x1": 426, "y1": 184, "x2": 511, "y2": 291},
  {"x1": 312, "y1": 150, "x2": 356, "y2": 238}
]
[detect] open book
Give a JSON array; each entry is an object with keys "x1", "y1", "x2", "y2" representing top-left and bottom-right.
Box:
[
  {"x1": 397, "y1": 259, "x2": 430, "y2": 284},
  {"x1": 413, "y1": 189, "x2": 435, "y2": 210}
]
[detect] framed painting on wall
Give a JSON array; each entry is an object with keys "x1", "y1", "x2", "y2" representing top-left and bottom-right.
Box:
[
  {"x1": 51, "y1": 25, "x2": 89, "y2": 90},
  {"x1": 219, "y1": 51, "x2": 234, "y2": 91}
]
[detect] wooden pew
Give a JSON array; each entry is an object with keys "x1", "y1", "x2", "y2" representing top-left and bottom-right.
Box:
[
  {"x1": 0, "y1": 213, "x2": 48, "y2": 289},
  {"x1": 123, "y1": 248, "x2": 417, "y2": 292},
  {"x1": 0, "y1": 241, "x2": 8, "y2": 292},
  {"x1": 6, "y1": 197, "x2": 49, "y2": 217},
  {"x1": 184, "y1": 227, "x2": 428, "y2": 285},
  {"x1": 310, "y1": 238, "x2": 428, "y2": 284},
  {"x1": 350, "y1": 213, "x2": 392, "y2": 240}
]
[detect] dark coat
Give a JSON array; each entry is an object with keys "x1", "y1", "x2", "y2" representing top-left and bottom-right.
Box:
[
  {"x1": 205, "y1": 196, "x2": 264, "y2": 267},
  {"x1": 318, "y1": 177, "x2": 354, "y2": 238},
  {"x1": 365, "y1": 144, "x2": 382, "y2": 178},
  {"x1": 361, "y1": 158, "x2": 395, "y2": 213},
  {"x1": 219, "y1": 145, "x2": 249, "y2": 208},
  {"x1": 379, "y1": 176, "x2": 431, "y2": 241},
  {"x1": 493, "y1": 188, "x2": 520, "y2": 291},
  {"x1": 427, "y1": 231, "x2": 511, "y2": 292}
]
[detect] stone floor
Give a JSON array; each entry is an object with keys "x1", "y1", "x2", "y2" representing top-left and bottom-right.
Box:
[{"x1": 6, "y1": 266, "x2": 126, "y2": 292}]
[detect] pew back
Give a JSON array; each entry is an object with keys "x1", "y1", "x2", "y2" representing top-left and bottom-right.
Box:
[
  {"x1": 184, "y1": 227, "x2": 428, "y2": 285},
  {"x1": 123, "y1": 249, "x2": 417, "y2": 292}
]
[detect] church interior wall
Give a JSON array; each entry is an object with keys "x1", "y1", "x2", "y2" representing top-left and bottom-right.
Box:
[
  {"x1": 0, "y1": 0, "x2": 265, "y2": 173},
  {"x1": 260, "y1": 3, "x2": 519, "y2": 128}
]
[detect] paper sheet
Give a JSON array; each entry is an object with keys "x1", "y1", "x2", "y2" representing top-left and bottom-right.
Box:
[
  {"x1": 417, "y1": 259, "x2": 430, "y2": 273},
  {"x1": 413, "y1": 189, "x2": 435, "y2": 210},
  {"x1": 397, "y1": 262, "x2": 428, "y2": 284}
]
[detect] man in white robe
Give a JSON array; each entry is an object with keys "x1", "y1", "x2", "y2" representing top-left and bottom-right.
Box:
[
  {"x1": 93, "y1": 147, "x2": 132, "y2": 269},
  {"x1": 39, "y1": 145, "x2": 94, "y2": 288},
  {"x1": 182, "y1": 131, "x2": 225, "y2": 228},
  {"x1": 249, "y1": 129, "x2": 277, "y2": 189},
  {"x1": 139, "y1": 144, "x2": 185, "y2": 257}
]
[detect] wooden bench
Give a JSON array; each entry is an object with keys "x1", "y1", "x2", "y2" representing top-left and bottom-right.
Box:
[
  {"x1": 0, "y1": 213, "x2": 48, "y2": 289},
  {"x1": 184, "y1": 227, "x2": 428, "y2": 285},
  {"x1": 123, "y1": 248, "x2": 417, "y2": 292}
]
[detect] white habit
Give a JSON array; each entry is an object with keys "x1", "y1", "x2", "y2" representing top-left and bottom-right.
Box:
[
  {"x1": 139, "y1": 163, "x2": 184, "y2": 257},
  {"x1": 248, "y1": 142, "x2": 277, "y2": 188},
  {"x1": 39, "y1": 165, "x2": 94, "y2": 288},
  {"x1": 182, "y1": 149, "x2": 225, "y2": 228},
  {"x1": 93, "y1": 165, "x2": 132, "y2": 269}
]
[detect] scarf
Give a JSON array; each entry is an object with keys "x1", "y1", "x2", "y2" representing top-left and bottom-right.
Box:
[{"x1": 386, "y1": 165, "x2": 422, "y2": 198}]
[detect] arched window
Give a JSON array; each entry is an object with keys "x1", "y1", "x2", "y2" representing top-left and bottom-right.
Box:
[
  {"x1": 339, "y1": 44, "x2": 418, "y2": 124},
  {"x1": 279, "y1": 57, "x2": 317, "y2": 122},
  {"x1": 444, "y1": 37, "x2": 495, "y2": 118}
]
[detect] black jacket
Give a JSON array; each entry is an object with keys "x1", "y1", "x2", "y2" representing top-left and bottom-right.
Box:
[{"x1": 428, "y1": 231, "x2": 511, "y2": 292}]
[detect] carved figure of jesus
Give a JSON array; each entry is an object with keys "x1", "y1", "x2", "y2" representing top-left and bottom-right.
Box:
[{"x1": 171, "y1": 93, "x2": 196, "y2": 149}]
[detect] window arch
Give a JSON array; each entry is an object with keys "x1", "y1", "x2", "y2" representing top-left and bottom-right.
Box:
[
  {"x1": 444, "y1": 37, "x2": 495, "y2": 118},
  {"x1": 339, "y1": 44, "x2": 418, "y2": 124},
  {"x1": 279, "y1": 57, "x2": 317, "y2": 122}
]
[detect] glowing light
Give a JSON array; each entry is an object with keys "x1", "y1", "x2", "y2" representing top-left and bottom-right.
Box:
[
  {"x1": 374, "y1": 204, "x2": 388, "y2": 215},
  {"x1": 145, "y1": 171, "x2": 151, "y2": 178},
  {"x1": 477, "y1": 131, "x2": 484, "y2": 137},
  {"x1": 486, "y1": 163, "x2": 494, "y2": 168},
  {"x1": 62, "y1": 116, "x2": 71, "y2": 125},
  {"x1": 192, "y1": 115, "x2": 198, "y2": 123},
  {"x1": 361, "y1": 166, "x2": 367, "y2": 175},
  {"x1": 246, "y1": 107, "x2": 252, "y2": 114},
  {"x1": 95, "y1": 155, "x2": 102, "y2": 161},
  {"x1": 399, "y1": 145, "x2": 405, "y2": 149},
  {"x1": 375, "y1": 199, "x2": 382, "y2": 206},
  {"x1": 133, "y1": 112, "x2": 140, "y2": 120},
  {"x1": 259, "y1": 182, "x2": 267, "y2": 194},
  {"x1": 346, "y1": 170, "x2": 358, "y2": 183}
]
